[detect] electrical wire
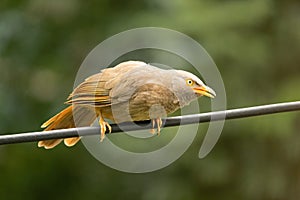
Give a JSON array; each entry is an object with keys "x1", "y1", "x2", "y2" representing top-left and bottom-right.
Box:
[{"x1": 0, "y1": 101, "x2": 299, "y2": 145}]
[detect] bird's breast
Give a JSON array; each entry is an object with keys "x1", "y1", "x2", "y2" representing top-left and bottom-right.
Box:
[{"x1": 107, "y1": 83, "x2": 181, "y2": 123}]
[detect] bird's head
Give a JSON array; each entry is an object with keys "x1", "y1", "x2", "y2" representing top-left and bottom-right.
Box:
[{"x1": 172, "y1": 70, "x2": 216, "y2": 105}]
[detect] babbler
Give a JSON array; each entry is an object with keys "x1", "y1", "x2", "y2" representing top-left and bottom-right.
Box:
[{"x1": 38, "y1": 61, "x2": 216, "y2": 149}]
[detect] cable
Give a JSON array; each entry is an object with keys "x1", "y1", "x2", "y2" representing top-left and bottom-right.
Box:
[{"x1": 0, "y1": 101, "x2": 300, "y2": 145}]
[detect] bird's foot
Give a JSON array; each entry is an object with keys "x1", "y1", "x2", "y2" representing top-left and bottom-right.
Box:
[
  {"x1": 99, "y1": 118, "x2": 112, "y2": 142},
  {"x1": 150, "y1": 118, "x2": 162, "y2": 135}
]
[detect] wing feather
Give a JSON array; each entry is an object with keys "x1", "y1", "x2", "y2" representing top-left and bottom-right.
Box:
[{"x1": 66, "y1": 61, "x2": 147, "y2": 107}]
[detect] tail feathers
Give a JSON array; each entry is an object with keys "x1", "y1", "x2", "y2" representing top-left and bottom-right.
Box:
[
  {"x1": 42, "y1": 106, "x2": 75, "y2": 131},
  {"x1": 64, "y1": 137, "x2": 81, "y2": 147},
  {"x1": 38, "y1": 139, "x2": 63, "y2": 149},
  {"x1": 38, "y1": 105, "x2": 97, "y2": 149}
]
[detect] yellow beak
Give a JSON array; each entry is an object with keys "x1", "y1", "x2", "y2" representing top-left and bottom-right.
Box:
[{"x1": 193, "y1": 85, "x2": 216, "y2": 98}]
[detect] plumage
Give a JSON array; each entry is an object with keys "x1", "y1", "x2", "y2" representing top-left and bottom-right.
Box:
[{"x1": 38, "y1": 61, "x2": 216, "y2": 149}]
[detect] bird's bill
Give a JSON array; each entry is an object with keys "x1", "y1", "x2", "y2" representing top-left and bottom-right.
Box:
[{"x1": 193, "y1": 85, "x2": 216, "y2": 98}]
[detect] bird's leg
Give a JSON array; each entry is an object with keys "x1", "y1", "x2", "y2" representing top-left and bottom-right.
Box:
[
  {"x1": 97, "y1": 111, "x2": 112, "y2": 142},
  {"x1": 150, "y1": 118, "x2": 162, "y2": 135},
  {"x1": 156, "y1": 118, "x2": 162, "y2": 134},
  {"x1": 150, "y1": 119, "x2": 156, "y2": 134}
]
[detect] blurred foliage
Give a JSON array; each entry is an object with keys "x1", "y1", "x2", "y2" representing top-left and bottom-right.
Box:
[{"x1": 0, "y1": 0, "x2": 300, "y2": 199}]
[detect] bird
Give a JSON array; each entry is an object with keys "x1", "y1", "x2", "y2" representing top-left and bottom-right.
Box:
[{"x1": 38, "y1": 61, "x2": 216, "y2": 149}]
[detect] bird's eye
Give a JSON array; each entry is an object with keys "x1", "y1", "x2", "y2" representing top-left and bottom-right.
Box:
[{"x1": 186, "y1": 79, "x2": 194, "y2": 86}]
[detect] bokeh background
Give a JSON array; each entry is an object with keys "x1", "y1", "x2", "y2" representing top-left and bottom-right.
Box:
[{"x1": 1, "y1": 0, "x2": 300, "y2": 199}]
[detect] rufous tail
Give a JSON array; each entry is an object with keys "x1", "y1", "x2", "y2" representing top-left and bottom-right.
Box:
[{"x1": 38, "y1": 105, "x2": 97, "y2": 149}]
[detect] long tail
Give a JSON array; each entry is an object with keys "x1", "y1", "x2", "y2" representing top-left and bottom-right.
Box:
[{"x1": 38, "y1": 105, "x2": 97, "y2": 149}]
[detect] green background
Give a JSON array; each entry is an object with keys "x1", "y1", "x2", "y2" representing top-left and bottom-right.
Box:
[{"x1": 1, "y1": 0, "x2": 300, "y2": 199}]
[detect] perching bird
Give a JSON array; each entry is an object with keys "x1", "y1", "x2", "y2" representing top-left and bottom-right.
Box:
[{"x1": 38, "y1": 61, "x2": 216, "y2": 149}]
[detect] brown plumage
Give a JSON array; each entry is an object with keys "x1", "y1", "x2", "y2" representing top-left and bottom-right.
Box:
[{"x1": 38, "y1": 61, "x2": 216, "y2": 149}]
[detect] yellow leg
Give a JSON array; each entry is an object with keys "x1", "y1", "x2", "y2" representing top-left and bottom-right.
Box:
[
  {"x1": 98, "y1": 112, "x2": 112, "y2": 142},
  {"x1": 150, "y1": 119, "x2": 156, "y2": 134},
  {"x1": 156, "y1": 118, "x2": 162, "y2": 135},
  {"x1": 150, "y1": 118, "x2": 162, "y2": 135}
]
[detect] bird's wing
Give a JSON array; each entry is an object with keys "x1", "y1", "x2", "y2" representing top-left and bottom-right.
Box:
[
  {"x1": 66, "y1": 72, "x2": 111, "y2": 106},
  {"x1": 66, "y1": 61, "x2": 147, "y2": 107}
]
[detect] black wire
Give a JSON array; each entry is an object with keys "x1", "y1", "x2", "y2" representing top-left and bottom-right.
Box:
[{"x1": 0, "y1": 101, "x2": 300, "y2": 145}]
